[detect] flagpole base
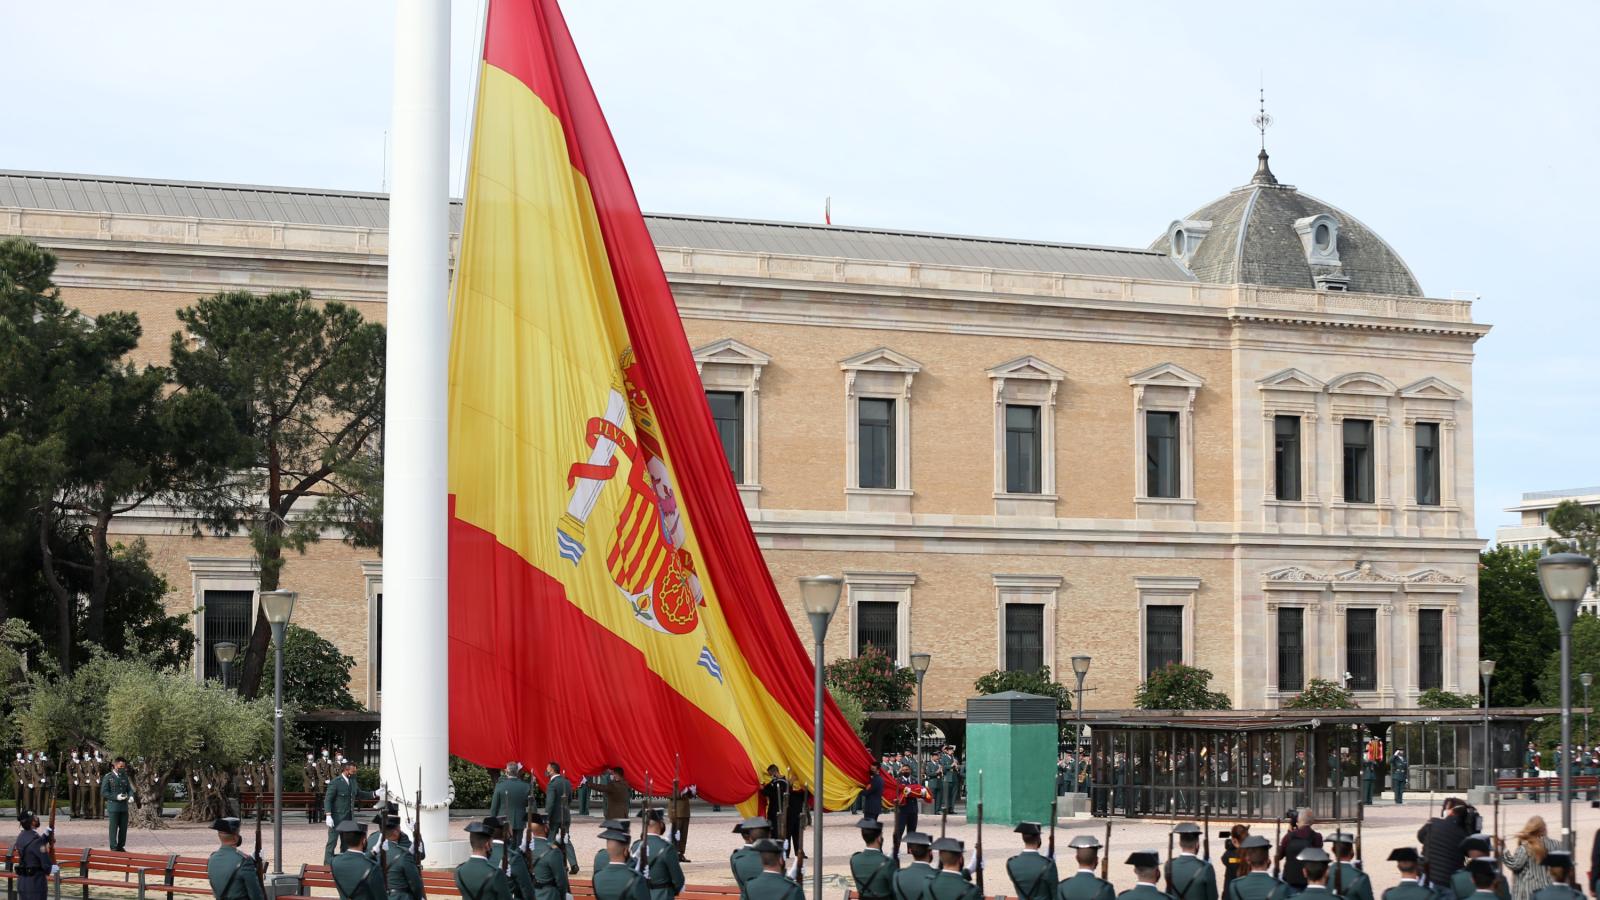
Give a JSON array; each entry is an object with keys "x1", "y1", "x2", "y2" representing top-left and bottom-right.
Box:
[{"x1": 418, "y1": 840, "x2": 472, "y2": 869}]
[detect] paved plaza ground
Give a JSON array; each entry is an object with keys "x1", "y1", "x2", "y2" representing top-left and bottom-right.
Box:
[{"x1": 37, "y1": 795, "x2": 1600, "y2": 896}]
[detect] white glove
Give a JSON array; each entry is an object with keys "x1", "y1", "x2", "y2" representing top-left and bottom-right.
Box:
[
  {"x1": 117, "y1": 794, "x2": 128, "y2": 801},
  {"x1": 42, "y1": 828, "x2": 52, "y2": 838},
  {"x1": 50, "y1": 866, "x2": 59, "y2": 877},
  {"x1": 326, "y1": 816, "x2": 335, "y2": 828},
  {"x1": 785, "y1": 860, "x2": 800, "y2": 880}
]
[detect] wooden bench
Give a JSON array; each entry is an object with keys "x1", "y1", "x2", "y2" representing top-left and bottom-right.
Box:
[
  {"x1": 1495, "y1": 776, "x2": 1600, "y2": 797},
  {"x1": 239, "y1": 791, "x2": 322, "y2": 821},
  {"x1": 285, "y1": 863, "x2": 747, "y2": 900}
]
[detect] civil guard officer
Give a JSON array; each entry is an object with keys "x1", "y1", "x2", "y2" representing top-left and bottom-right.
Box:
[
  {"x1": 1295, "y1": 847, "x2": 1337, "y2": 897},
  {"x1": 1166, "y1": 824, "x2": 1217, "y2": 900},
  {"x1": 744, "y1": 838, "x2": 803, "y2": 900},
  {"x1": 593, "y1": 821, "x2": 649, "y2": 900},
  {"x1": 524, "y1": 812, "x2": 571, "y2": 900},
  {"x1": 1453, "y1": 835, "x2": 1507, "y2": 900},
  {"x1": 331, "y1": 821, "x2": 385, "y2": 900},
  {"x1": 1117, "y1": 850, "x2": 1167, "y2": 900},
  {"x1": 14, "y1": 809, "x2": 54, "y2": 900},
  {"x1": 892, "y1": 833, "x2": 937, "y2": 900},
  {"x1": 100, "y1": 756, "x2": 133, "y2": 852},
  {"x1": 631, "y1": 808, "x2": 685, "y2": 900},
  {"x1": 1223, "y1": 834, "x2": 1283, "y2": 900},
  {"x1": 595, "y1": 820, "x2": 630, "y2": 875},
  {"x1": 1057, "y1": 834, "x2": 1114, "y2": 900},
  {"x1": 1462, "y1": 859, "x2": 1503, "y2": 900},
  {"x1": 544, "y1": 763, "x2": 579, "y2": 876},
  {"x1": 1381, "y1": 848, "x2": 1431, "y2": 900},
  {"x1": 456, "y1": 820, "x2": 513, "y2": 900},
  {"x1": 377, "y1": 813, "x2": 424, "y2": 900},
  {"x1": 207, "y1": 817, "x2": 264, "y2": 900},
  {"x1": 731, "y1": 817, "x2": 771, "y2": 900},
  {"x1": 923, "y1": 837, "x2": 980, "y2": 900},
  {"x1": 1530, "y1": 852, "x2": 1583, "y2": 900},
  {"x1": 487, "y1": 816, "x2": 535, "y2": 900},
  {"x1": 324, "y1": 761, "x2": 378, "y2": 866},
  {"x1": 1007, "y1": 822, "x2": 1056, "y2": 900},
  {"x1": 851, "y1": 817, "x2": 899, "y2": 900},
  {"x1": 1327, "y1": 832, "x2": 1371, "y2": 900},
  {"x1": 490, "y1": 763, "x2": 532, "y2": 836}
]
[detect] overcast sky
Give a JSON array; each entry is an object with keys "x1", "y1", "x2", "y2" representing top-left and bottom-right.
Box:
[{"x1": 5, "y1": 1, "x2": 1595, "y2": 537}]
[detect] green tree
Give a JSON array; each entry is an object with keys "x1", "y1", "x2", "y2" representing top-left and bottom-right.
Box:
[
  {"x1": 171, "y1": 289, "x2": 385, "y2": 698},
  {"x1": 1283, "y1": 677, "x2": 1358, "y2": 710},
  {"x1": 449, "y1": 756, "x2": 495, "y2": 809},
  {"x1": 1536, "y1": 613, "x2": 1600, "y2": 714},
  {"x1": 825, "y1": 646, "x2": 916, "y2": 751},
  {"x1": 278, "y1": 625, "x2": 360, "y2": 712},
  {"x1": 1479, "y1": 545, "x2": 1559, "y2": 706},
  {"x1": 831, "y1": 690, "x2": 867, "y2": 742},
  {"x1": 1134, "y1": 663, "x2": 1232, "y2": 710},
  {"x1": 1417, "y1": 689, "x2": 1480, "y2": 709},
  {"x1": 1545, "y1": 500, "x2": 1600, "y2": 569},
  {"x1": 974, "y1": 666, "x2": 1074, "y2": 740}
]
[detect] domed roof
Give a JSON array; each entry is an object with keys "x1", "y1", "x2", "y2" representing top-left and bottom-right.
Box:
[{"x1": 1153, "y1": 151, "x2": 1423, "y2": 297}]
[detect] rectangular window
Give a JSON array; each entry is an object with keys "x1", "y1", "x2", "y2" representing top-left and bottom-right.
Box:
[
  {"x1": 202, "y1": 590, "x2": 252, "y2": 689},
  {"x1": 1346, "y1": 609, "x2": 1378, "y2": 691},
  {"x1": 1004, "y1": 404, "x2": 1042, "y2": 494},
  {"x1": 706, "y1": 390, "x2": 745, "y2": 484},
  {"x1": 1144, "y1": 604, "x2": 1184, "y2": 676},
  {"x1": 1274, "y1": 415, "x2": 1302, "y2": 501},
  {"x1": 855, "y1": 600, "x2": 899, "y2": 661},
  {"x1": 1145, "y1": 410, "x2": 1180, "y2": 499},
  {"x1": 1277, "y1": 607, "x2": 1304, "y2": 692},
  {"x1": 374, "y1": 593, "x2": 383, "y2": 697},
  {"x1": 1342, "y1": 418, "x2": 1375, "y2": 503},
  {"x1": 857, "y1": 398, "x2": 896, "y2": 489},
  {"x1": 1415, "y1": 422, "x2": 1440, "y2": 506},
  {"x1": 1418, "y1": 609, "x2": 1443, "y2": 691},
  {"x1": 1004, "y1": 603, "x2": 1045, "y2": 672}
]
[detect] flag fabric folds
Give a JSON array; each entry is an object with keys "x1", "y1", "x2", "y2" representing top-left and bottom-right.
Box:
[{"x1": 446, "y1": 0, "x2": 873, "y2": 809}]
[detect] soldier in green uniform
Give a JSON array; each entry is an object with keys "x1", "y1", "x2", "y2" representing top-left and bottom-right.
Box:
[
  {"x1": 1007, "y1": 822, "x2": 1057, "y2": 900},
  {"x1": 331, "y1": 821, "x2": 385, "y2": 900},
  {"x1": 1530, "y1": 852, "x2": 1583, "y2": 900},
  {"x1": 1058, "y1": 834, "x2": 1115, "y2": 900},
  {"x1": 1462, "y1": 859, "x2": 1504, "y2": 900},
  {"x1": 631, "y1": 808, "x2": 685, "y2": 900},
  {"x1": 457, "y1": 821, "x2": 513, "y2": 900},
  {"x1": 1328, "y1": 833, "x2": 1372, "y2": 900},
  {"x1": 376, "y1": 814, "x2": 424, "y2": 900},
  {"x1": 490, "y1": 764, "x2": 533, "y2": 836},
  {"x1": 731, "y1": 817, "x2": 771, "y2": 900},
  {"x1": 1452, "y1": 836, "x2": 1508, "y2": 900},
  {"x1": 207, "y1": 817, "x2": 265, "y2": 900},
  {"x1": 593, "y1": 823, "x2": 649, "y2": 900},
  {"x1": 924, "y1": 837, "x2": 980, "y2": 900},
  {"x1": 1117, "y1": 850, "x2": 1167, "y2": 900},
  {"x1": 1361, "y1": 758, "x2": 1378, "y2": 806},
  {"x1": 1224, "y1": 834, "x2": 1284, "y2": 900},
  {"x1": 1166, "y1": 824, "x2": 1217, "y2": 900},
  {"x1": 1389, "y1": 751, "x2": 1409, "y2": 806},
  {"x1": 325, "y1": 761, "x2": 379, "y2": 866},
  {"x1": 1295, "y1": 847, "x2": 1336, "y2": 897},
  {"x1": 1381, "y1": 848, "x2": 1430, "y2": 900},
  {"x1": 851, "y1": 817, "x2": 899, "y2": 900},
  {"x1": 544, "y1": 763, "x2": 579, "y2": 875},
  {"x1": 487, "y1": 816, "x2": 536, "y2": 900},
  {"x1": 743, "y1": 839, "x2": 803, "y2": 900},
  {"x1": 596, "y1": 820, "x2": 630, "y2": 875},
  {"x1": 892, "y1": 833, "x2": 937, "y2": 900},
  {"x1": 100, "y1": 756, "x2": 133, "y2": 852},
  {"x1": 938, "y1": 749, "x2": 960, "y2": 814},
  {"x1": 524, "y1": 813, "x2": 570, "y2": 900}
]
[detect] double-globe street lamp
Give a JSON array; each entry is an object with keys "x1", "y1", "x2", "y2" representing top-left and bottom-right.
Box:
[
  {"x1": 260, "y1": 590, "x2": 297, "y2": 876},
  {"x1": 1071, "y1": 655, "x2": 1091, "y2": 796},
  {"x1": 910, "y1": 653, "x2": 931, "y2": 788},
  {"x1": 1537, "y1": 552, "x2": 1592, "y2": 848},
  {"x1": 1479, "y1": 659, "x2": 1495, "y2": 788},
  {"x1": 798, "y1": 576, "x2": 844, "y2": 900}
]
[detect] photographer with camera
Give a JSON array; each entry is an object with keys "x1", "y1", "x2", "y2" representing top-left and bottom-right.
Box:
[
  {"x1": 1275, "y1": 809, "x2": 1323, "y2": 894},
  {"x1": 1418, "y1": 799, "x2": 1478, "y2": 899}
]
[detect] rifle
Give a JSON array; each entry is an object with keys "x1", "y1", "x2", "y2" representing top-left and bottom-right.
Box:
[
  {"x1": 1047, "y1": 793, "x2": 1058, "y2": 862},
  {"x1": 1354, "y1": 810, "x2": 1363, "y2": 871},
  {"x1": 974, "y1": 769, "x2": 985, "y2": 896},
  {"x1": 254, "y1": 797, "x2": 266, "y2": 887},
  {"x1": 1271, "y1": 812, "x2": 1282, "y2": 879},
  {"x1": 1202, "y1": 805, "x2": 1210, "y2": 863},
  {"x1": 46, "y1": 787, "x2": 57, "y2": 855},
  {"x1": 523, "y1": 770, "x2": 536, "y2": 867},
  {"x1": 669, "y1": 755, "x2": 681, "y2": 860},
  {"x1": 636, "y1": 773, "x2": 653, "y2": 877},
  {"x1": 1100, "y1": 819, "x2": 1111, "y2": 881}
]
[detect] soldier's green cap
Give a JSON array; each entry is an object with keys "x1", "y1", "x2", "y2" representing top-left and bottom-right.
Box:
[
  {"x1": 1067, "y1": 835, "x2": 1101, "y2": 850},
  {"x1": 855, "y1": 818, "x2": 883, "y2": 832},
  {"x1": 1125, "y1": 850, "x2": 1160, "y2": 868},
  {"x1": 336, "y1": 820, "x2": 367, "y2": 834},
  {"x1": 1014, "y1": 822, "x2": 1041, "y2": 837},
  {"x1": 1543, "y1": 852, "x2": 1573, "y2": 869},
  {"x1": 599, "y1": 827, "x2": 631, "y2": 843},
  {"x1": 735, "y1": 816, "x2": 770, "y2": 833},
  {"x1": 1467, "y1": 859, "x2": 1498, "y2": 878},
  {"x1": 600, "y1": 819, "x2": 630, "y2": 832},
  {"x1": 1387, "y1": 848, "x2": 1419, "y2": 863},
  {"x1": 1460, "y1": 835, "x2": 1492, "y2": 855},
  {"x1": 932, "y1": 838, "x2": 964, "y2": 854},
  {"x1": 483, "y1": 816, "x2": 508, "y2": 832},
  {"x1": 528, "y1": 812, "x2": 547, "y2": 826},
  {"x1": 1241, "y1": 835, "x2": 1273, "y2": 850},
  {"x1": 751, "y1": 838, "x2": 783, "y2": 854},
  {"x1": 904, "y1": 832, "x2": 934, "y2": 847},
  {"x1": 1296, "y1": 848, "x2": 1331, "y2": 863},
  {"x1": 1171, "y1": 823, "x2": 1202, "y2": 835},
  {"x1": 464, "y1": 821, "x2": 491, "y2": 835},
  {"x1": 380, "y1": 815, "x2": 402, "y2": 831},
  {"x1": 1328, "y1": 833, "x2": 1356, "y2": 845},
  {"x1": 637, "y1": 808, "x2": 665, "y2": 823},
  {"x1": 210, "y1": 817, "x2": 242, "y2": 834}
]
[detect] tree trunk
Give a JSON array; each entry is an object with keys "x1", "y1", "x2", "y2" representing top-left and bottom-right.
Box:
[
  {"x1": 131, "y1": 761, "x2": 169, "y2": 830},
  {"x1": 236, "y1": 519, "x2": 285, "y2": 699},
  {"x1": 36, "y1": 505, "x2": 73, "y2": 676},
  {"x1": 85, "y1": 508, "x2": 112, "y2": 645}
]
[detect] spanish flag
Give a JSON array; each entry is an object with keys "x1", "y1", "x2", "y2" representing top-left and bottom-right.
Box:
[{"x1": 446, "y1": 0, "x2": 873, "y2": 809}]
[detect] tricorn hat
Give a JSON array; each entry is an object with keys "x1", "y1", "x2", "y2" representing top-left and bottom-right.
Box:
[
  {"x1": 1067, "y1": 835, "x2": 1102, "y2": 850},
  {"x1": 932, "y1": 837, "x2": 964, "y2": 854},
  {"x1": 904, "y1": 832, "x2": 934, "y2": 847},
  {"x1": 1014, "y1": 822, "x2": 1042, "y2": 837},
  {"x1": 210, "y1": 817, "x2": 242, "y2": 835},
  {"x1": 1387, "y1": 847, "x2": 1420, "y2": 863},
  {"x1": 1296, "y1": 848, "x2": 1331, "y2": 863},
  {"x1": 1170, "y1": 823, "x2": 1202, "y2": 835},
  {"x1": 1125, "y1": 850, "x2": 1161, "y2": 868},
  {"x1": 735, "y1": 816, "x2": 770, "y2": 834},
  {"x1": 750, "y1": 838, "x2": 783, "y2": 854}
]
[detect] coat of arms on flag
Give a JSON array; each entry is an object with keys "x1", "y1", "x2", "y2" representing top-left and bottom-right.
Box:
[{"x1": 557, "y1": 348, "x2": 706, "y2": 636}]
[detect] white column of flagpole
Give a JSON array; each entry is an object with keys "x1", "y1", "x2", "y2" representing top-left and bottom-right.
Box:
[{"x1": 383, "y1": 0, "x2": 454, "y2": 863}]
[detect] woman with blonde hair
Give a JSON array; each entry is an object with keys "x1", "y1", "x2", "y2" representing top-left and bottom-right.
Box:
[{"x1": 1503, "y1": 815, "x2": 1566, "y2": 900}]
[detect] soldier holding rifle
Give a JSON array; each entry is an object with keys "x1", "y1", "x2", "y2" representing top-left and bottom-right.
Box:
[{"x1": 207, "y1": 817, "x2": 265, "y2": 900}]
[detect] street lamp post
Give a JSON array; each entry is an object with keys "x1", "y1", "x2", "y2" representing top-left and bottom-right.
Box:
[
  {"x1": 1071, "y1": 655, "x2": 1091, "y2": 796},
  {"x1": 1538, "y1": 552, "x2": 1592, "y2": 848},
  {"x1": 214, "y1": 641, "x2": 238, "y2": 689},
  {"x1": 910, "y1": 653, "x2": 931, "y2": 787},
  {"x1": 260, "y1": 590, "x2": 297, "y2": 875},
  {"x1": 1582, "y1": 673, "x2": 1593, "y2": 747},
  {"x1": 798, "y1": 576, "x2": 843, "y2": 900},
  {"x1": 1479, "y1": 659, "x2": 1495, "y2": 788}
]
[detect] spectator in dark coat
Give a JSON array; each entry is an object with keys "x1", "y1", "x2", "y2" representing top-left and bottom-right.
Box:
[
  {"x1": 1276, "y1": 809, "x2": 1323, "y2": 890},
  {"x1": 1418, "y1": 799, "x2": 1474, "y2": 893},
  {"x1": 862, "y1": 766, "x2": 885, "y2": 821}
]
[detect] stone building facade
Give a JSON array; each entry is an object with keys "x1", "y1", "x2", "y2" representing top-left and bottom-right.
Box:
[{"x1": 0, "y1": 155, "x2": 1488, "y2": 712}]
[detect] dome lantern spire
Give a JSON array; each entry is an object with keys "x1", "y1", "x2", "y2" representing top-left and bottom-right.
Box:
[
  {"x1": 1252, "y1": 148, "x2": 1278, "y2": 186},
  {"x1": 1251, "y1": 84, "x2": 1278, "y2": 185}
]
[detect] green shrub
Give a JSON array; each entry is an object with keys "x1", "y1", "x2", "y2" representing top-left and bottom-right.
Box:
[{"x1": 450, "y1": 756, "x2": 494, "y2": 809}]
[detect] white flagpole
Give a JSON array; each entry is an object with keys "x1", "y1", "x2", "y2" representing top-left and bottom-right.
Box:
[{"x1": 382, "y1": 0, "x2": 454, "y2": 864}]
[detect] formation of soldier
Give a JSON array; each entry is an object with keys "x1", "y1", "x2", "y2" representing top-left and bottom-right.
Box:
[{"x1": 10, "y1": 752, "x2": 57, "y2": 816}]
